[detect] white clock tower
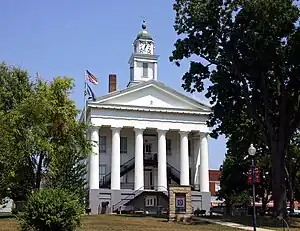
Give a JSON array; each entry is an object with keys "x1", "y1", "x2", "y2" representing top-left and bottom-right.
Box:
[{"x1": 128, "y1": 21, "x2": 159, "y2": 86}]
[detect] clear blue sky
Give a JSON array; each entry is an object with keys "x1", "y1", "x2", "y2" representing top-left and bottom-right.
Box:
[{"x1": 0, "y1": 0, "x2": 226, "y2": 169}]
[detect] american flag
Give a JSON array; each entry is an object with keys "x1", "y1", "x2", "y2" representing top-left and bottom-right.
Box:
[{"x1": 86, "y1": 70, "x2": 98, "y2": 85}]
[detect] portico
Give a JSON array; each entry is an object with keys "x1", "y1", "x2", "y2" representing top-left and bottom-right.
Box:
[{"x1": 88, "y1": 124, "x2": 210, "y2": 192}]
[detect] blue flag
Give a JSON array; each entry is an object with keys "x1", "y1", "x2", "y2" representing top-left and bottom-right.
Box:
[{"x1": 85, "y1": 83, "x2": 96, "y2": 101}]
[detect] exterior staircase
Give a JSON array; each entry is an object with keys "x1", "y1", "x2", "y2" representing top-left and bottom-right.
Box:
[
  {"x1": 100, "y1": 157, "x2": 135, "y2": 188},
  {"x1": 112, "y1": 187, "x2": 145, "y2": 212},
  {"x1": 100, "y1": 156, "x2": 183, "y2": 213},
  {"x1": 100, "y1": 156, "x2": 182, "y2": 189}
]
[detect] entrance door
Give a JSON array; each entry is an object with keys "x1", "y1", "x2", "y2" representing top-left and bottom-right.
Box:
[
  {"x1": 144, "y1": 169, "x2": 154, "y2": 189},
  {"x1": 143, "y1": 136, "x2": 157, "y2": 160}
]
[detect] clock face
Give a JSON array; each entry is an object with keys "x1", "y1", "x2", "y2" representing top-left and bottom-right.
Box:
[{"x1": 139, "y1": 41, "x2": 152, "y2": 54}]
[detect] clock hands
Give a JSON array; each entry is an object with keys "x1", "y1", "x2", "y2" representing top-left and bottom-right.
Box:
[{"x1": 139, "y1": 41, "x2": 152, "y2": 54}]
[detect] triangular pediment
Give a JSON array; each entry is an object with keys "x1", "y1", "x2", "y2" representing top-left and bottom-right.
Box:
[{"x1": 92, "y1": 81, "x2": 211, "y2": 112}]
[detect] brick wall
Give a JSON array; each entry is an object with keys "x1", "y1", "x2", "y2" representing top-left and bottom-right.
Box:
[{"x1": 209, "y1": 170, "x2": 221, "y2": 196}]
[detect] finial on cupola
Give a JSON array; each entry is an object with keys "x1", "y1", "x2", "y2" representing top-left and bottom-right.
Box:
[
  {"x1": 136, "y1": 20, "x2": 153, "y2": 40},
  {"x1": 142, "y1": 20, "x2": 147, "y2": 30}
]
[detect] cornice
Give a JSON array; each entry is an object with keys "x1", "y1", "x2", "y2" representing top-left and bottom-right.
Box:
[{"x1": 88, "y1": 103, "x2": 211, "y2": 115}]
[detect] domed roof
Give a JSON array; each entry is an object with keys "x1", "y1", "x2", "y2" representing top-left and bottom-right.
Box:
[{"x1": 136, "y1": 21, "x2": 153, "y2": 40}]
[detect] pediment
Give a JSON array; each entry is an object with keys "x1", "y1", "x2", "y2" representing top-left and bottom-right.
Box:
[{"x1": 93, "y1": 81, "x2": 211, "y2": 112}]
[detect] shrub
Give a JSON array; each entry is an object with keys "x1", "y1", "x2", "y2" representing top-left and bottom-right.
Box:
[
  {"x1": 11, "y1": 207, "x2": 18, "y2": 215},
  {"x1": 19, "y1": 188, "x2": 84, "y2": 231}
]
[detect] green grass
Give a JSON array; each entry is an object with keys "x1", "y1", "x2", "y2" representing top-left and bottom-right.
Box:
[
  {"x1": 0, "y1": 214, "x2": 244, "y2": 231},
  {"x1": 206, "y1": 215, "x2": 300, "y2": 231}
]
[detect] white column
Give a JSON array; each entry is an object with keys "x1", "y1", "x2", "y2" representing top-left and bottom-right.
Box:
[
  {"x1": 193, "y1": 136, "x2": 201, "y2": 190},
  {"x1": 134, "y1": 128, "x2": 144, "y2": 190},
  {"x1": 179, "y1": 131, "x2": 190, "y2": 186},
  {"x1": 200, "y1": 132, "x2": 209, "y2": 192},
  {"x1": 89, "y1": 127, "x2": 99, "y2": 189},
  {"x1": 157, "y1": 129, "x2": 167, "y2": 191},
  {"x1": 111, "y1": 127, "x2": 121, "y2": 190},
  {"x1": 154, "y1": 62, "x2": 158, "y2": 80}
]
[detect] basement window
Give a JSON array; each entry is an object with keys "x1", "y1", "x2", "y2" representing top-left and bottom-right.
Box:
[{"x1": 145, "y1": 196, "x2": 157, "y2": 207}]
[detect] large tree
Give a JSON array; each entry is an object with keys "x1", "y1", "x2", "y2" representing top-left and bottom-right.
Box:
[
  {"x1": 286, "y1": 131, "x2": 300, "y2": 213},
  {"x1": 0, "y1": 63, "x2": 34, "y2": 203},
  {"x1": 0, "y1": 63, "x2": 91, "y2": 204},
  {"x1": 217, "y1": 155, "x2": 250, "y2": 215},
  {"x1": 218, "y1": 112, "x2": 272, "y2": 215},
  {"x1": 170, "y1": 0, "x2": 300, "y2": 215},
  {"x1": 17, "y1": 76, "x2": 90, "y2": 191}
]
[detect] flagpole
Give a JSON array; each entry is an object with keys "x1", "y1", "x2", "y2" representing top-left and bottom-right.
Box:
[{"x1": 84, "y1": 70, "x2": 87, "y2": 124}]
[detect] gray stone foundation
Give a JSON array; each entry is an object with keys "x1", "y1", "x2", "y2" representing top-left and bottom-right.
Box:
[{"x1": 88, "y1": 188, "x2": 211, "y2": 215}]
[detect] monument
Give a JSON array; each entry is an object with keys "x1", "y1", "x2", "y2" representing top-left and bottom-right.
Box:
[{"x1": 168, "y1": 185, "x2": 193, "y2": 223}]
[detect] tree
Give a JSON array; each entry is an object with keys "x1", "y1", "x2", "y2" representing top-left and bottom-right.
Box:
[
  {"x1": 218, "y1": 116, "x2": 273, "y2": 215},
  {"x1": 18, "y1": 76, "x2": 91, "y2": 192},
  {"x1": 218, "y1": 155, "x2": 250, "y2": 215},
  {"x1": 0, "y1": 63, "x2": 91, "y2": 204},
  {"x1": 170, "y1": 0, "x2": 300, "y2": 215},
  {"x1": 15, "y1": 76, "x2": 91, "y2": 198},
  {"x1": 0, "y1": 63, "x2": 34, "y2": 203},
  {"x1": 286, "y1": 131, "x2": 300, "y2": 213}
]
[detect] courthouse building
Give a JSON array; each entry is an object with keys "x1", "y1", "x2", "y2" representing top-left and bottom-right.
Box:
[{"x1": 84, "y1": 22, "x2": 212, "y2": 214}]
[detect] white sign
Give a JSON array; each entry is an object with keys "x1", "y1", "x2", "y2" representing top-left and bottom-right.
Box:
[{"x1": 175, "y1": 197, "x2": 185, "y2": 208}]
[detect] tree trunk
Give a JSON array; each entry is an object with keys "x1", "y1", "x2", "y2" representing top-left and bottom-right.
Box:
[
  {"x1": 225, "y1": 201, "x2": 233, "y2": 216},
  {"x1": 288, "y1": 180, "x2": 295, "y2": 214},
  {"x1": 261, "y1": 194, "x2": 268, "y2": 216},
  {"x1": 35, "y1": 153, "x2": 44, "y2": 189},
  {"x1": 271, "y1": 143, "x2": 287, "y2": 217}
]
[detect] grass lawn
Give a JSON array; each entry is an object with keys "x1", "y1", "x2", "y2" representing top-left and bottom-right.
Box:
[
  {"x1": 0, "y1": 214, "x2": 243, "y2": 231},
  {"x1": 206, "y1": 215, "x2": 300, "y2": 231}
]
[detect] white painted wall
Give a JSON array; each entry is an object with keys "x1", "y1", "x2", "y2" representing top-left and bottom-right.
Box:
[{"x1": 130, "y1": 60, "x2": 156, "y2": 82}]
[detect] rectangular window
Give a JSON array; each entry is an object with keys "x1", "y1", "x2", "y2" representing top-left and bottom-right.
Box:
[
  {"x1": 188, "y1": 140, "x2": 191, "y2": 156},
  {"x1": 120, "y1": 137, "x2": 127, "y2": 154},
  {"x1": 145, "y1": 196, "x2": 157, "y2": 207},
  {"x1": 99, "y1": 165, "x2": 107, "y2": 185},
  {"x1": 99, "y1": 136, "x2": 106, "y2": 153},
  {"x1": 143, "y1": 63, "x2": 148, "y2": 77},
  {"x1": 166, "y1": 139, "x2": 172, "y2": 156}
]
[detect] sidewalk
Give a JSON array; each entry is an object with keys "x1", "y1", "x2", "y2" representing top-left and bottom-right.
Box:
[{"x1": 193, "y1": 217, "x2": 275, "y2": 231}]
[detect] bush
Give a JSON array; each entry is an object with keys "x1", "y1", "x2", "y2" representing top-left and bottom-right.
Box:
[
  {"x1": 19, "y1": 188, "x2": 84, "y2": 231},
  {"x1": 11, "y1": 207, "x2": 18, "y2": 215}
]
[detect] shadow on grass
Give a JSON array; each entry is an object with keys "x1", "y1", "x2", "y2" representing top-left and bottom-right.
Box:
[
  {"x1": 206, "y1": 215, "x2": 300, "y2": 229},
  {"x1": 117, "y1": 214, "x2": 213, "y2": 226},
  {"x1": 119, "y1": 213, "x2": 168, "y2": 219},
  {"x1": 119, "y1": 213, "x2": 164, "y2": 218}
]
